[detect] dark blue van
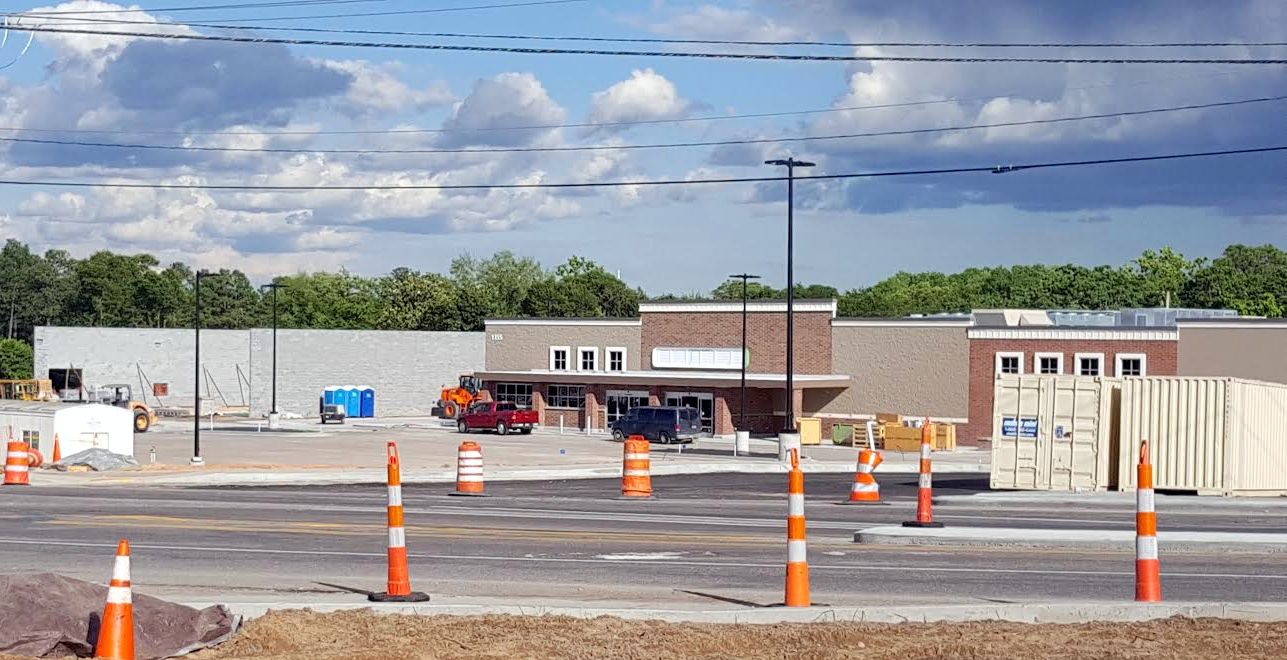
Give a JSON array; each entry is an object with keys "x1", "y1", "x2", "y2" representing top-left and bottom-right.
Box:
[{"x1": 610, "y1": 406, "x2": 702, "y2": 444}]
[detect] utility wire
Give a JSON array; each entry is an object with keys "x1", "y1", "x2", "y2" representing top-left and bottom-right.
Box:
[
  {"x1": 18, "y1": 0, "x2": 389, "y2": 16},
  {"x1": 3, "y1": 95, "x2": 1281, "y2": 155},
  {"x1": 16, "y1": 0, "x2": 586, "y2": 21},
  {"x1": 0, "y1": 69, "x2": 1253, "y2": 138},
  {"x1": 23, "y1": 12, "x2": 1287, "y2": 49},
  {"x1": 1, "y1": 145, "x2": 1282, "y2": 191},
  {"x1": 9, "y1": 23, "x2": 1287, "y2": 63}
]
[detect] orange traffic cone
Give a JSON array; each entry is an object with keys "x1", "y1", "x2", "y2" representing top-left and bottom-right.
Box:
[
  {"x1": 902, "y1": 421, "x2": 943, "y2": 528},
  {"x1": 620, "y1": 436, "x2": 653, "y2": 498},
  {"x1": 369, "y1": 442, "x2": 429, "y2": 602},
  {"x1": 3, "y1": 441, "x2": 29, "y2": 486},
  {"x1": 841, "y1": 448, "x2": 884, "y2": 504},
  {"x1": 785, "y1": 448, "x2": 810, "y2": 607},
  {"x1": 1136, "y1": 440, "x2": 1162, "y2": 602},
  {"x1": 52, "y1": 434, "x2": 62, "y2": 463},
  {"x1": 449, "y1": 441, "x2": 486, "y2": 496},
  {"x1": 94, "y1": 539, "x2": 135, "y2": 660}
]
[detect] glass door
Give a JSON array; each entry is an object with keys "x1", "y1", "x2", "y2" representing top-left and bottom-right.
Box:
[
  {"x1": 665, "y1": 392, "x2": 714, "y2": 433},
  {"x1": 607, "y1": 390, "x2": 649, "y2": 424}
]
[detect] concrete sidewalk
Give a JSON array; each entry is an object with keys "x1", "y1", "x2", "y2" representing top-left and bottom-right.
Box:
[
  {"x1": 34, "y1": 422, "x2": 989, "y2": 487},
  {"x1": 180, "y1": 594, "x2": 1287, "y2": 625},
  {"x1": 854, "y1": 525, "x2": 1287, "y2": 553}
]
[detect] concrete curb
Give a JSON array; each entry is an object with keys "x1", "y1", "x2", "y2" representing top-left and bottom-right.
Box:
[
  {"x1": 42, "y1": 462, "x2": 988, "y2": 487},
  {"x1": 189, "y1": 600, "x2": 1287, "y2": 625},
  {"x1": 934, "y1": 492, "x2": 1287, "y2": 507},
  {"x1": 853, "y1": 525, "x2": 1287, "y2": 553}
]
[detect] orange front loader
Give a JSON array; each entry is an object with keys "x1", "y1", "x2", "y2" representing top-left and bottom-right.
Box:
[{"x1": 432, "y1": 375, "x2": 488, "y2": 419}]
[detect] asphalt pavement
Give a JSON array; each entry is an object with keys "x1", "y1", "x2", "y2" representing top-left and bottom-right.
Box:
[{"x1": 4, "y1": 473, "x2": 1287, "y2": 609}]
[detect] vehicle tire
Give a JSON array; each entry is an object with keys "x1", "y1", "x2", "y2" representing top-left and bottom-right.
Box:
[
  {"x1": 657, "y1": 431, "x2": 672, "y2": 445},
  {"x1": 133, "y1": 411, "x2": 150, "y2": 433},
  {"x1": 457, "y1": 420, "x2": 469, "y2": 433},
  {"x1": 612, "y1": 429, "x2": 626, "y2": 441},
  {"x1": 496, "y1": 421, "x2": 509, "y2": 436},
  {"x1": 444, "y1": 403, "x2": 457, "y2": 419},
  {"x1": 520, "y1": 428, "x2": 533, "y2": 435}
]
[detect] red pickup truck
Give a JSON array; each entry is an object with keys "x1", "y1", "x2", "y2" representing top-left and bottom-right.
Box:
[{"x1": 457, "y1": 401, "x2": 539, "y2": 435}]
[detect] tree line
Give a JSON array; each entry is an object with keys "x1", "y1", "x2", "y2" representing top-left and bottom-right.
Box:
[{"x1": 0, "y1": 240, "x2": 1282, "y2": 365}]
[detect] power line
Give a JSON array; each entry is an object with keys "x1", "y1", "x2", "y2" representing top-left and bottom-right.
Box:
[
  {"x1": 10, "y1": 23, "x2": 1287, "y2": 63},
  {"x1": 0, "y1": 69, "x2": 1253, "y2": 138},
  {"x1": 24, "y1": 13, "x2": 1287, "y2": 49},
  {"x1": 17, "y1": 0, "x2": 390, "y2": 15},
  {"x1": 3, "y1": 95, "x2": 1281, "y2": 155},
  {"x1": 15, "y1": 0, "x2": 587, "y2": 22},
  {"x1": 2, "y1": 145, "x2": 1282, "y2": 191}
]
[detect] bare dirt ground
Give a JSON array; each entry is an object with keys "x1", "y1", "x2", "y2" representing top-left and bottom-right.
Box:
[{"x1": 186, "y1": 610, "x2": 1287, "y2": 660}]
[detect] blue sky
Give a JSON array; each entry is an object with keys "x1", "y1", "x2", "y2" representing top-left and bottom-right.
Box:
[{"x1": 0, "y1": 0, "x2": 1283, "y2": 293}]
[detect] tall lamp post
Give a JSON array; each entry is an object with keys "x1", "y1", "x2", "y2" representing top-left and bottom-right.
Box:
[
  {"x1": 728, "y1": 273, "x2": 760, "y2": 455},
  {"x1": 191, "y1": 269, "x2": 220, "y2": 466},
  {"x1": 765, "y1": 157, "x2": 814, "y2": 438},
  {"x1": 260, "y1": 281, "x2": 285, "y2": 430}
]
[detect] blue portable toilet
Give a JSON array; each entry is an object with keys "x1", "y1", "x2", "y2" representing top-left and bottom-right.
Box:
[
  {"x1": 359, "y1": 386, "x2": 375, "y2": 418},
  {"x1": 322, "y1": 386, "x2": 341, "y2": 406},
  {"x1": 343, "y1": 386, "x2": 361, "y2": 418}
]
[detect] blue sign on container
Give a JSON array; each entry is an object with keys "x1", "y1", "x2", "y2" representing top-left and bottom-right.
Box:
[{"x1": 1001, "y1": 417, "x2": 1039, "y2": 438}]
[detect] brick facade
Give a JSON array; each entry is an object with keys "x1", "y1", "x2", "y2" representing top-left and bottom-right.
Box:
[
  {"x1": 641, "y1": 310, "x2": 833, "y2": 374},
  {"x1": 962, "y1": 337, "x2": 1178, "y2": 444},
  {"x1": 516, "y1": 381, "x2": 784, "y2": 436}
]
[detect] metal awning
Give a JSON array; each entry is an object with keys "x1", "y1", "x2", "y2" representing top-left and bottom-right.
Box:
[{"x1": 474, "y1": 369, "x2": 850, "y2": 389}]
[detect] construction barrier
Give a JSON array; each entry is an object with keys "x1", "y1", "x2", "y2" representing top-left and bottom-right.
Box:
[
  {"x1": 94, "y1": 539, "x2": 134, "y2": 660},
  {"x1": 621, "y1": 436, "x2": 653, "y2": 498},
  {"x1": 3, "y1": 441, "x2": 29, "y2": 486},
  {"x1": 450, "y1": 441, "x2": 486, "y2": 496},
  {"x1": 52, "y1": 433, "x2": 61, "y2": 463},
  {"x1": 1136, "y1": 440, "x2": 1162, "y2": 602},
  {"x1": 842, "y1": 448, "x2": 884, "y2": 504},
  {"x1": 369, "y1": 442, "x2": 429, "y2": 602},
  {"x1": 26, "y1": 449, "x2": 44, "y2": 469},
  {"x1": 902, "y1": 421, "x2": 942, "y2": 528},
  {"x1": 785, "y1": 448, "x2": 810, "y2": 607}
]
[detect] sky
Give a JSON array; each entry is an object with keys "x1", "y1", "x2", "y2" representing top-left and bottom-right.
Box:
[{"x1": 0, "y1": 0, "x2": 1283, "y2": 294}]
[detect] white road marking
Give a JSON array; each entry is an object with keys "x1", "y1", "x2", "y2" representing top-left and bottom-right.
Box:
[
  {"x1": 594, "y1": 552, "x2": 686, "y2": 560},
  {"x1": 0, "y1": 538, "x2": 1283, "y2": 581}
]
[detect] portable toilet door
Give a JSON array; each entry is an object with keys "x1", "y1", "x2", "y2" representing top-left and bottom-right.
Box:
[
  {"x1": 359, "y1": 387, "x2": 375, "y2": 418},
  {"x1": 343, "y1": 386, "x2": 361, "y2": 418},
  {"x1": 323, "y1": 386, "x2": 340, "y2": 406}
]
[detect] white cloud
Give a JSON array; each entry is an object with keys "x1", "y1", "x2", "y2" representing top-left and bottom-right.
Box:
[
  {"x1": 437, "y1": 72, "x2": 566, "y2": 147},
  {"x1": 321, "y1": 59, "x2": 455, "y2": 115},
  {"x1": 649, "y1": 5, "x2": 803, "y2": 42},
  {"x1": 586, "y1": 69, "x2": 691, "y2": 134}
]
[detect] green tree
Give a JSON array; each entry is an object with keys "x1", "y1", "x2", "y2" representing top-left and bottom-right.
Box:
[
  {"x1": 711, "y1": 280, "x2": 780, "y2": 300},
  {"x1": 200, "y1": 269, "x2": 260, "y2": 329},
  {"x1": 1134, "y1": 247, "x2": 1203, "y2": 307},
  {"x1": 524, "y1": 256, "x2": 639, "y2": 318},
  {"x1": 378, "y1": 268, "x2": 462, "y2": 330},
  {"x1": 1183, "y1": 244, "x2": 1287, "y2": 317},
  {"x1": 0, "y1": 338, "x2": 32, "y2": 379},
  {"x1": 273, "y1": 271, "x2": 382, "y2": 329}
]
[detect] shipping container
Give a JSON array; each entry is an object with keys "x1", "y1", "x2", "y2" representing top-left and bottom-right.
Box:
[
  {"x1": 1117, "y1": 377, "x2": 1287, "y2": 496},
  {"x1": 990, "y1": 375, "x2": 1118, "y2": 492}
]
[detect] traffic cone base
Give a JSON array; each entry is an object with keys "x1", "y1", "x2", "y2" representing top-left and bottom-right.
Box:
[{"x1": 901, "y1": 520, "x2": 945, "y2": 528}]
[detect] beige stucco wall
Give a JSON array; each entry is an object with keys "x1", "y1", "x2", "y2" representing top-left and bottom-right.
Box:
[
  {"x1": 484, "y1": 322, "x2": 642, "y2": 371},
  {"x1": 1178, "y1": 325, "x2": 1287, "y2": 384},
  {"x1": 820, "y1": 323, "x2": 970, "y2": 419}
]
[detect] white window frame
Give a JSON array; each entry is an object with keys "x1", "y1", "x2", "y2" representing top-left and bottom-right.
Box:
[
  {"x1": 1075, "y1": 352, "x2": 1104, "y2": 377},
  {"x1": 606, "y1": 347, "x2": 627, "y2": 372},
  {"x1": 1115, "y1": 353, "x2": 1148, "y2": 377},
  {"x1": 549, "y1": 346, "x2": 570, "y2": 371},
  {"x1": 995, "y1": 351, "x2": 1024, "y2": 376},
  {"x1": 577, "y1": 346, "x2": 599, "y2": 372},
  {"x1": 1034, "y1": 352, "x2": 1064, "y2": 375}
]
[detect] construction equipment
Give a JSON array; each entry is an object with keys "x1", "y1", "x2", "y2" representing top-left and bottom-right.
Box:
[
  {"x1": 94, "y1": 384, "x2": 158, "y2": 433},
  {"x1": 432, "y1": 375, "x2": 488, "y2": 419},
  {"x1": 0, "y1": 380, "x2": 56, "y2": 401}
]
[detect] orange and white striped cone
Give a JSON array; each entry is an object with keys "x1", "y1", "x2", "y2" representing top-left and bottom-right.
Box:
[
  {"x1": 52, "y1": 434, "x2": 62, "y2": 463},
  {"x1": 369, "y1": 442, "x2": 429, "y2": 602},
  {"x1": 449, "y1": 441, "x2": 487, "y2": 496},
  {"x1": 1135, "y1": 440, "x2": 1162, "y2": 602},
  {"x1": 27, "y1": 448, "x2": 44, "y2": 469},
  {"x1": 902, "y1": 422, "x2": 943, "y2": 528},
  {"x1": 841, "y1": 448, "x2": 885, "y2": 505},
  {"x1": 620, "y1": 436, "x2": 653, "y2": 498},
  {"x1": 784, "y1": 448, "x2": 810, "y2": 607},
  {"x1": 93, "y1": 539, "x2": 134, "y2": 660},
  {"x1": 3, "y1": 441, "x2": 29, "y2": 486}
]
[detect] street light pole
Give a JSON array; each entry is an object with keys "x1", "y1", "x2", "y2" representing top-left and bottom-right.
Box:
[
  {"x1": 728, "y1": 273, "x2": 760, "y2": 435},
  {"x1": 260, "y1": 281, "x2": 285, "y2": 428},
  {"x1": 765, "y1": 157, "x2": 814, "y2": 433},
  {"x1": 192, "y1": 270, "x2": 211, "y2": 466}
]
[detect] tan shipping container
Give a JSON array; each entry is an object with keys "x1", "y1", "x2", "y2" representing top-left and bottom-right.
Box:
[
  {"x1": 1117, "y1": 377, "x2": 1287, "y2": 496},
  {"x1": 990, "y1": 375, "x2": 1119, "y2": 492}
]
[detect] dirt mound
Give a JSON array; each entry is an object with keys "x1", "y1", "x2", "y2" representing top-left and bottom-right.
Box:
[{"x1": 192, "y1": 610, "x2": 1287, "y2": 660}]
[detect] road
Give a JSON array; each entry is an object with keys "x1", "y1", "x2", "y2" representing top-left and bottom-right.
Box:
[{"x1": 4, "y1": 473, "x2": 1287, "y2": 608}]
